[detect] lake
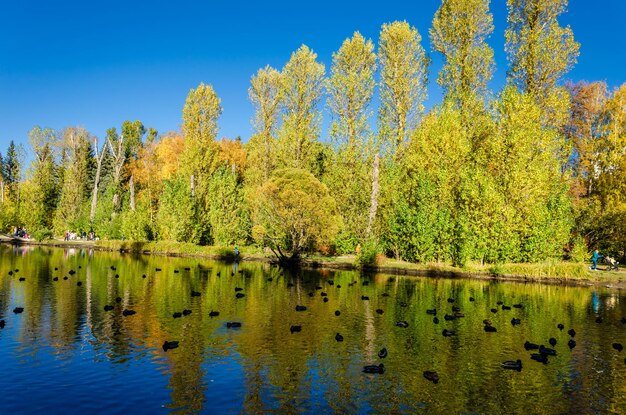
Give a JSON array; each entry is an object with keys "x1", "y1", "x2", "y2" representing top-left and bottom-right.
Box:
[{"x1": 0, "y1": 244, "x2": 625, "y2": 414}]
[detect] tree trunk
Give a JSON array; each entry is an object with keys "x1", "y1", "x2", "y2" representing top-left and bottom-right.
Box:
[
  {"x1": 190, "y1": 174, "x2": 195, "y2": 197},
  {"x1": 366, "y1": 153, "x2": 380, "y2": 237},
  {"x1": 90, "y1": 158, "x2": 102, "y2": 221},
  {"x1": 0, "y1": 180, "x2": 3, "y2": 204},
  {"x1": 129, "y1": 174, "x2": 136, "y2": 211}
]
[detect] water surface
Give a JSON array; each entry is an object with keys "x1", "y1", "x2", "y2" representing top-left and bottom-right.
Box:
[{"x1": 0, "y1": 245, "x2": 625, "y2": 414}]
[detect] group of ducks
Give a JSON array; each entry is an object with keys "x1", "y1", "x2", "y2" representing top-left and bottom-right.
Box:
[{"x1": 4, "y1": 264, "x2": 626, "y2": 377}]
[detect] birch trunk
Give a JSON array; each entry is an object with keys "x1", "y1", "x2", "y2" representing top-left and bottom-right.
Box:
[{"x1": 366, "y1": 153, "x2": 380, "y2": 237}]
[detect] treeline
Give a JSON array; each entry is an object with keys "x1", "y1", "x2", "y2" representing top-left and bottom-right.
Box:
[{"x1": 0, "y1": 0, "x2": 624, "y2": 265}]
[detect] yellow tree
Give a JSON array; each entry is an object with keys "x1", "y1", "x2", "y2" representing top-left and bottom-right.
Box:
[
  {"x1": 431, "y1": 0, "x2": 494, "y2": 112},
  {"x1": 505, "y1": 0, "x2": 579, "y2": 127},
  {"x1": 247, "y1": 66, "x2": 283, "y2": 185},
  {"x1": 277, "y1": 45, "x2": 325, "y2": 171},
  {"x1": 378, "y1": 21, "x2": 429, "y2": 157}
]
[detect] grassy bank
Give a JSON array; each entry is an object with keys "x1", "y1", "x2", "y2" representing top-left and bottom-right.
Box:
[{"x1": 2, "y1": 236, "x2": 623, "y2": 287}]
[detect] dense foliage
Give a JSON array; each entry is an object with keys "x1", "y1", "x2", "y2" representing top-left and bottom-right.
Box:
[{"x1": 1, "y1": 0, "x2": 623, "y2": 264}]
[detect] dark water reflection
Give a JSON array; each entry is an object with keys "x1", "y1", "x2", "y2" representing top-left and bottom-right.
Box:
[{"x1": 0, "y1": 245, "x2": 625, "y2": 414}]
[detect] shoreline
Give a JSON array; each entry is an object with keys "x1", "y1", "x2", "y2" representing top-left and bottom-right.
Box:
[{"x1": 1, "y1": 236, "x2": 624, "y2": 290}]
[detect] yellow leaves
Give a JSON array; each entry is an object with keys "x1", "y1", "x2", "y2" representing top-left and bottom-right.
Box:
[{"x1": 218, "y1": 138, "x2": 246, "y2": 176}]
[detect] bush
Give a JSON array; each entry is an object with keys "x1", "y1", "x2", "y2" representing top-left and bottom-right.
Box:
[
  {"x1": 356, "y1": 239, "x2": 381, "y2": 268},
  {"x1": 568, "y1": 235, "x2": 589, "y2": 263},
  {"x1": 32, "y1": 228, "x2": 54, "y2": 241}
]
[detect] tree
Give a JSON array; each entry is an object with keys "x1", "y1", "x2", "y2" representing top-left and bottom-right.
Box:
[
  {"x1": 277, "y1": 45, "x2": 325, "y2": 171},
  {"x1": 27, "y1": 126, "x2": 59, "y2": 230},
  {"x1": 89, "y1": 136, "x2": 109, "y2": 222},
  {"x1": 431, "y1": 0, "x2": 494, "y2": 112},
  {"x1": 121, "y1": 120, "x2": 147, "y2": 211},
  {"x1": 378, "y1": 21, "x2": 429, "y2": 156},
  {"x1": 181, "y1": 82, "x2": 223, "y2": 243},
  {"x1": 328, "y1": 32, "x2": 376, "y2": 149},
  {"x1": 247, "y1": 66, "x2": 283, "y2": 186},
  {"x1": 505, "y1": 0, "x2": 579, "y2": 126},
  {"x1": 252, "y1": 168, "x2": 341, "y2": 264},
  {"x1": 325, "y1": 32, "x2": 377, "y2": 251}
]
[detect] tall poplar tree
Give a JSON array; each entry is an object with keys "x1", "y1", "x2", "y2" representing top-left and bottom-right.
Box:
[
  {"x1": 247, "y1": 66, "x2": 283, "y2": 186},
  {"x1": 378, "y1": 21, "x2": 429, "y2": 157},
  {"x1": 27, "y1": 127, "x2": 59, "y2": 230},
  {"x1": 505, "y1": 0, "x2": 579, "y2": 126},
  {"x1": 431, "y1": 0, "x2": 494, "y2": 112},
  {"x1": 277, "y1": 45, "x2": 325, "y2": 172},
  {"x1": 326, "y1": 32, "x2": 377, "y2": 250}
]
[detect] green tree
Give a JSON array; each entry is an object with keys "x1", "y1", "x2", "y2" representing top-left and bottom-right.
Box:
[
  {"x1": 26, "y1": 126, "x2": 60, "y2": 231},
  {"x1": 247, "y1": 66, "x2": 283, "y2": 186},
  {"x1": 505, "y1": 0, "x2": 579, "y2": 127},
  {"x1": 378, "y1": 21, "x2": 429, "y2": 157},
  {"x1": 277, "y1": 45, "x2": 325, "y2": 172},
  {"x1": 181, "y1": 82, "x2": 223, "y2": 243},
  {"x1": 430, "y1": 0, "x2": 494, "y2": 113},
  {"x1": 252, "y1": 168, "x2": 341, "y2": 263},
  {"x1": 326, "y1": 32, "x2": 377, "y2": 252}
]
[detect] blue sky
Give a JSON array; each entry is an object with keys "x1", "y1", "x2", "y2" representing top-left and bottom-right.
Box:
[{"x1": 1, "y1": 0, "x2": 624, "y2": 155}]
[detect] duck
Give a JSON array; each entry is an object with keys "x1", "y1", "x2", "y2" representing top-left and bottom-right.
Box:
[
  {"x1": 531, "y1": 353, "x2": 548, "y2": 364},
  {"x1": 469, "y1": 297, "x2": 475, "y2": 302},
  {"x1": 334, "y1": 310, "x2": 341, "y2": 316},
  {"x1": 155, "y1": 268, "x2": 161, "y2": 272},
  {"x1": 387, "y1": 277, "x2": 395, "y2": 283},
  {"x1": 524, "y1": 341, "x2": 540, "y2": 350},
  {"x1": 502, "y1": 305, "x2": 511, "y2": 311},
  {"x1": 104, "y1": 305, "x2": 114, "y2": 311},
  {"x1": 77, "y1": 282, "x2": 82, "y2": 287},
  {"x1": 267, "y1": 278, "x2": 273, "y2": 282},
  {"x1": 567, "y1": 329, "x2": 576, "y2": 337},
  {"x1": 363, "y1": 364, "x2": 384, "y2": 374},
  {"x1": 323, "y1": 297, "x2": 329, "y2": 303},
  {"x1": 381, "y1": 293, "x2": 390, "y2": 297},
  {"x1": 549, "y1": 338, "x2": 557, "y2": 347},
  {"x1": 433, "y1": 317, "x2": 439, "y2": 324},
  {"x1": 63, "y1": 277, "x2": 68, "y2": 280},
  {"x1": 454, "y1": 312, "x2": 465, "y2": 318},
  {"x1": 320, "y1": 292, "x2": 327, "y2": 297},
  {"x1": 236, "y1": 293, "x2": 245, "y2": 299},
  {"x1": 361, "y1": 295, "x2": 369, "y2": 301},
  {"x1": 595, "y1": 316, "x2": 603, "y2": 323},
  {"x1": 423, "y1": 371, "x2": 439, "y2": 383},
  {"x1": 328, "y1": 280, "x2": 334, "y2": 285},
  {"x1": 0, "y1": 320, "x2": 4, "y2": 329},
  {"x1": 19, "y1": 277, "x2": 25, "y2": 281},
  {"x1": 295, "y1": 305, "x2": 307, "y2": 312},
  {"x1": 336, "y1": 285, "x2": 341, "y2": 288},
  {"x1": 316, "y1": 286, "x2": 323, "y2": 290},
  {"x1": 568, "y1": 339, "x2": 577, "y2": 349},
  {"x1": 114, "y1": 274, "x2": 119, "y2": 279},
  {"x1": 290, "y1": 325, "x2": 302, "y2": 333},
  {"x1": 7, "y1": 271, "x2": 12, "y2": 276},
  {"x1": 308, "y1": 292, "x2": 314, "y2": 297},
  {"x1": 376, "y1": 309, "x2": 384, "y2": 315},
  {"x1": 612, "y1": 343, "x2": 623, "y2": 352},
  {"x1": 399, "y1": 302, "x2": 408, "y2": 307},
  {"x1": 511, "y1": 318, "x2": 521, "y2": 326},
  {"x1": 142, "y1": 275, "x2": 147, "y2": 279},
  {"x1": 539, "y1": 345, "x2": 557, "y2": 356},
  {"x1": 426, "y1": 309, "x2": 437, "y2": 315},
  {"x1": 444, "y1": 314, "x2": 455, "y2": 321},
  {"x1": 447, "y1": 298, "x2": 455, "y2": 303},
  {"x1": 483, "y1": 319, "x2": 492, "y2": 326},
  {"x1": 68, "y1": 270, "x2": 76, "y2": 275},
  {"x1": 173, "y1": 312, "x2": 182, "y2": 318},
  {"x1": 501, "y1": 360, "x2": 522, "y2": 371},
  {"x1": 557, "y1": 323, "x2": 564, "y2": 330},
  {"x1": 122, "y1": 309, "x2": 136, "y2": 316},
  {"x1": 13, "y1": 307, "x2": 24, "y2": 314},
  {"x1": 513, "y1": 304, "x2": 523, "y2": 309},
  {"x1": 484, "y1": 325, "x2": 497, "y2": 332},
  {"x1": 378, "y1": 348, "x2": 388, "y2": 359},
  {"x1": 491, "y1": 308, "x2": 498, "y2": 313},
  {"x1": 110, "y1": 266, "x2": 116, "y2": 271},
  {"x1": 182, "y1": 309, "x2": 192, "y2": 316},
  {"x1": 162, "y1": 341, "x2": 179, "y2": 352},
  {"x1": 191, "y1": 291, "x2": 201, "y2": 297},
  {"x1": 396, "y1": 321, "x2": 409, "y2": 328},
  {"x1": 209, "y1": 311, "x2": 220, "y2": 317},
  {"x1": 496, "y1": 301, "x2": 503, "y2": 305},
  {"x1": 226, "y1": 322, "x2": 242, "y2": 328},
  {"x1": 184, "y1": 267, "x2": 191, "y2": 271},
  {"x1": 115, "y1": 297, "x2": 122, "y2": 303},
  {"x1": 216, "y1": 271, "x2": 221, "y2": 277},
  {"x1": 442, "y1": 329, "x2": 455, "y2": 337},
  {"x1": 234, "y1": 287, "x2": 243, "y2": 292},
  {"x1": 452, "y1": 306, "x2": 461, "y2": 312},
  {"x1": 362, "y1": 281, "x2": 369, "y2": 286},
  {"x1": 53, "y1": 277, "x2": 58, "y2": 281},
  {"x1": 335, "y1": 333, "x2": 344, "y2": 342}
]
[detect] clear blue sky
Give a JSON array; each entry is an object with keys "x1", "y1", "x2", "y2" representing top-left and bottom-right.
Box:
[{"x1": 1, "y1": 0, "x2": 624, "y2": 155}]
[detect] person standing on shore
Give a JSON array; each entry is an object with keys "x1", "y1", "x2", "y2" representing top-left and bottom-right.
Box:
[{"x1": 591, "y1": 250, "x2": 602, "y2": 270}]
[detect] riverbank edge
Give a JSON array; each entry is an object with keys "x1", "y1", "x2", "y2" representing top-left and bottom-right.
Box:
[{"x1": 1, "y1": 236, "x2": 624, "y2": 289}]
